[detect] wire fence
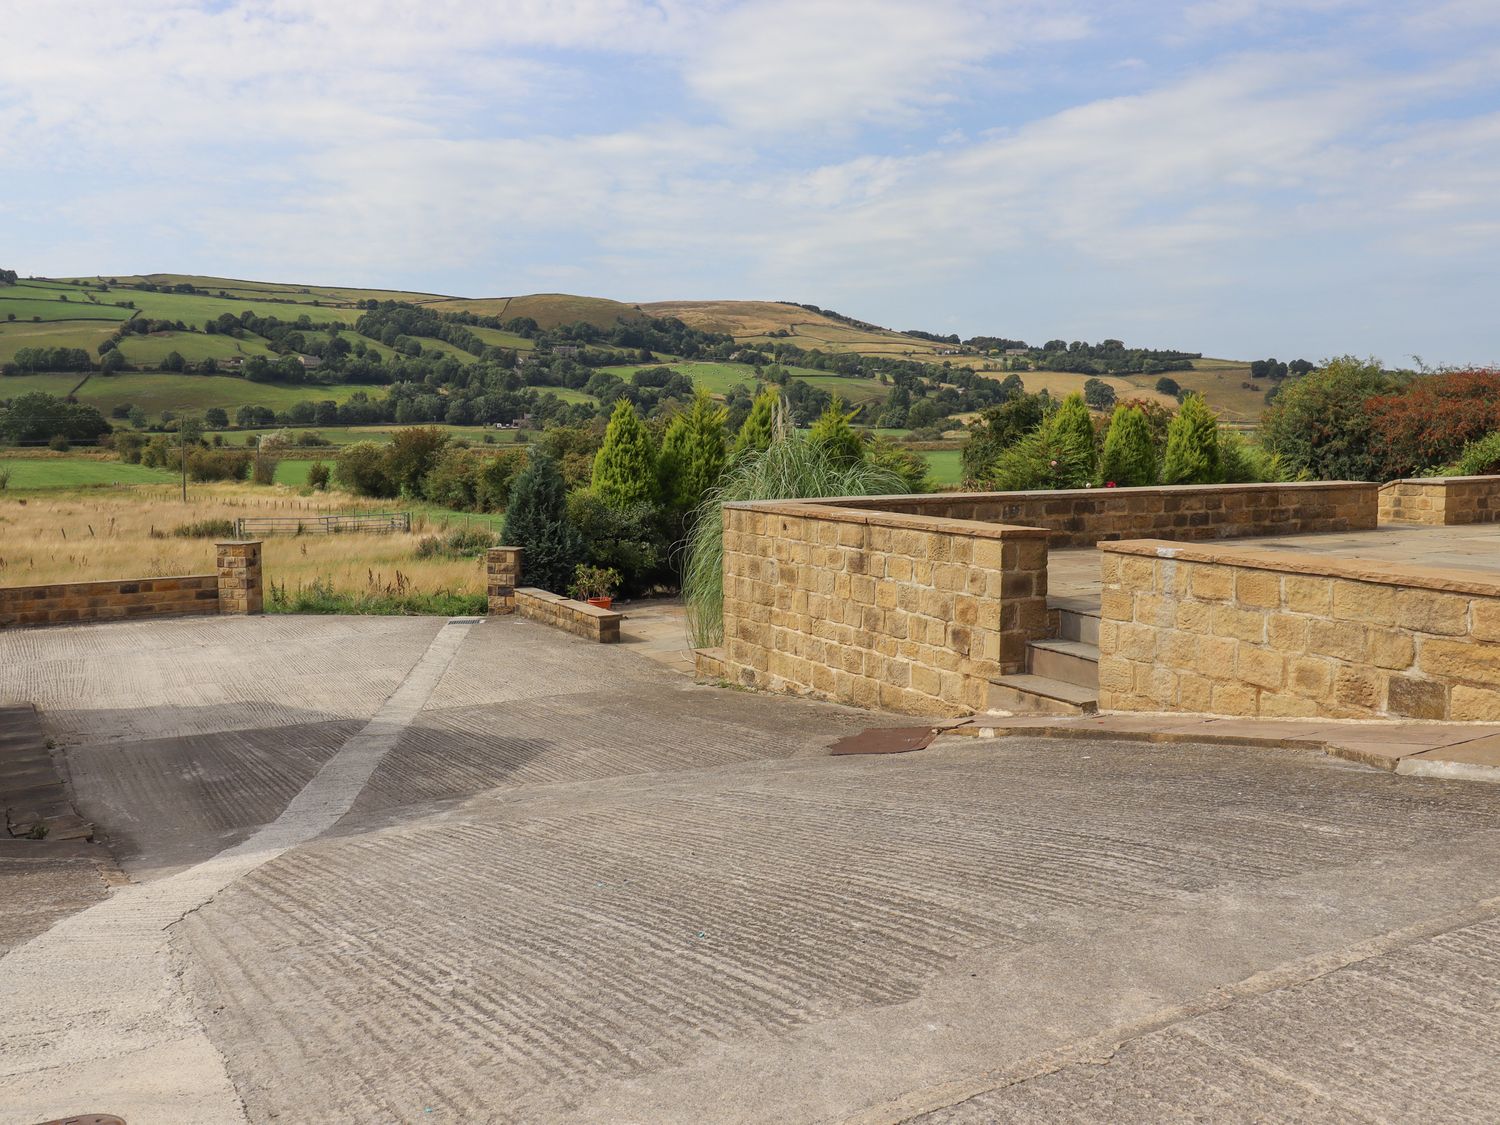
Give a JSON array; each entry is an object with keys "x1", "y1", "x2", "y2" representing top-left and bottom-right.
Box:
[{"x1": 233, "y1": 512, "x2": 411, "y2": 537}]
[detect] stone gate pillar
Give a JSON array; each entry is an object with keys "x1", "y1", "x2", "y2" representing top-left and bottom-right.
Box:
[
  {"x1": 216, "y1": 540, "x2": 264, "y2": 615},
  {"x1": 487, "y1": 547, "x2": 523, "y2": 615}
]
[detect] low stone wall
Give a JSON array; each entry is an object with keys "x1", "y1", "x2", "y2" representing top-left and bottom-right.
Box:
[
  {"x1": 1097, "y1": 540, "x2": 1500, "y2": 721},
  {"x1": 798, "y1": 481, "x2": 1377, "y2": 548},
  {"x1": 720, "y1": 500, "x2": 1048, "y2": 716},
  {"x1": 486, "y1": 547, "x2": 522, "y2": 614},
  {"x1": 515, "y1": 587, "x2": 623, "y2": 643},
  {"x1": 1379, "y1": 476, "x2": 1500, "y2": 526},
  {"x1": 0, "y1": 541, "x2": 265, "y2": 629}
]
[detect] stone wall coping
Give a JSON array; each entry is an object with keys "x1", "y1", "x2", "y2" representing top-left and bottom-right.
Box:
[
  {"x1": 1100, "y1": 538, "x2": 1500, "y2": 598},
  {"x1": 0, "y1": 574, "x2": 218, "y2": 596},
  {"x1": 724, "y1": 499, "x2": 1050, "y2": 540},
  {"x1": 788, "y1": 481, "x2": 1377, "y2": 507},
  {"x1": 515, "y1": 586, "x2": 624, "y2": 621},
  {"x1": 1380, "y1": 475, "x2": 1500, "y2": 487},
  {"x1": 214, "y1": 539, "x2": 264, "y2": 547}
]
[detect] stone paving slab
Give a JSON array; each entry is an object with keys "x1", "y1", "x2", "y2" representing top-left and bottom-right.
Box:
[{"x1": 958, "y1": 712, "x2": 1500, "y2": 781}]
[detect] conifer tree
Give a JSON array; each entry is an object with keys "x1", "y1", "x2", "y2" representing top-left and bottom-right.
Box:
[
  {"x1": 659, "y1": 390, "x2": 728, "y2": 517},
  {"x1": 501, "y1": 452, "x2": 585, "y2": 594},
  {"x1": 591, "y1": 398, "x2": 658, "y2": 508},
  {"x1": 1161, "y1": 393, "x2": 1223, "y2": 484},
  {"x1": 1048, "y1": 392, "x2": 1097, "y2": 481},
  {"x1": 1098, "y1": 404, "x2": 1158, "y2": 487},
  {"x1": 807, "y1": 399, "x2": 865, "y2": 468},
  {"x1": 732, "y1": 386, "x2": 779, "y2": 456}
]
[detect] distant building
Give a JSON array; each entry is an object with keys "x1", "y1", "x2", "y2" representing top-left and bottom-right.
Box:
[
  {"x1": 296, "y1": 354, "x2": 321, "y2": 368},
  {"x1": 552, "y1": 345, "x2": 580, "y2": 359}
]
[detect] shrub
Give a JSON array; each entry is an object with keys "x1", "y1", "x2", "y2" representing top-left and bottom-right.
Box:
[
  {"x1": 657, "y1": 390, "x2": 728, "y2": 520},
  {"x1": 1161, "y1": 393, "x2": 1222, "y2": 485},
  {"x1": 421, "y1": 447, "x2": 483, "y2": 511},
  {"x1": 991, "y1": 394, "x2": 1096, "y2": 490},
  {"x1": 186, "y1": 448, "x2": 252, "y2": 482},
  {"x1": 732, "y1": 386, "x2": 780, "y2": 456},
  {"x1": 47, "y1": 434, "x2": 70, "y2": 452},
  {"x1": 1365, "y1": 369, "x2": 1500, "y2": 478},
  {"x1": 1260, "y1": 356, "x2": 1395, "y2": 481},
  {"x1": 1097, "y1": 405, "x2": 1157, "y2": 487},
  {"x1": 171, "y1": 518, "x2": 236, "y2": 538},
  {"x1": 808, "y1": 399, "x2": 865, "y2": 468},
  {"x1": 336, "y1": 441, "x2": 397, "y2": 498},
  {"x1": 251, "y1": 455, "x2": 277, "y2": 485},
  {"x1": 385, "y1": 426, "x2": 450, "y2": 496},
  {"x1": 865, "y1": 436, "x2": 930, "y2": 493},
  {"x1": 477, "y1": 448, "x2": 527, "y2": 511},
  {"x1": 682, "y1": 423, "x2": 906, "y2": 648},
  {"x1": 960, "y1": 392, "x2": 1048, "y2": 487},
  {"x1": 307, "y1": 460, "x2": 331, "y2": 490},
  {"x1": 569, "y1": 564, "x2": 622, "y2": 601},
  {"x1": 414, "y1": 526, "x2": 497, "y2": 559},
  {"x1": 501, "y1": 453, "x2": 585, "y2": 594},
  {"x1": 565, "y1": 491, "x2": 667, "y2": 597},
  {"x1": 1453, "y1": 431, "x2": 1500, "y2": 476},
  {"x1": 592, "y1": 399, "x2": 658, "y2": 508}
]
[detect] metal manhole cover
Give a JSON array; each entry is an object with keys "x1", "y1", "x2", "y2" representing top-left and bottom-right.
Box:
[{"x1": 829, "y1": 726, "x2": 942, "y2": 756}]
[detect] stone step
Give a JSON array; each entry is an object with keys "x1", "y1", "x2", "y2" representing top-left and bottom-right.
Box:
[
  {"x1": 986, "y1": 674, "x2": 1099, "y2": 715},
  {"x1": 1026, "y1": 639, "x2": 1100, "y2": 689},
  {"x1": 1056, "y1": 607, "x2": 1100, "y2": 646}
]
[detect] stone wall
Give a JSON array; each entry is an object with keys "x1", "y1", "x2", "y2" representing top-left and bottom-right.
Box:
[
  {"x1": 720, "y1": 500, "x2": 1048, "y2": 716},
  {"x1": 515, "y1": 587, "x2": 623, "y2": 642},
  {"x1": 486, "y1": 547, "x2": 522, "y2": 614},
  {"x1": 1379, "y1": 476, "x2": 1500, "y2": 526},
  {"x1": 797, "y1": 481, "x2": 1377, "y2": 548},
  {"x1": 0, "y1": 541, "x2": 265, "y2": 629},
  {"x1": 0, "y1": 575, "x2": 220, "y2": 628},
  {"x1": 1097, "y1": 540, "x2": 1500, "y2": 721},
  {"x1": 216, "y1": 540, "x2": 263, "y2": 615}
]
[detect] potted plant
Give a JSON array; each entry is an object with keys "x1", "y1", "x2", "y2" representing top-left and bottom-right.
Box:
[{"x1": 571, "y1": 564, "x2": 621, "y2": 610}]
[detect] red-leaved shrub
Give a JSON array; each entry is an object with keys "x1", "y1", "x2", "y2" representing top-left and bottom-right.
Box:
[{"x1": 1365, "y1": 369, "x2": 1500, "y2": 478}]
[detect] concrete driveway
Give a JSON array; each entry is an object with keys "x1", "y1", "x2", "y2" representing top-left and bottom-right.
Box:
[{"x1": 4, "y1": 613, "x2": 1500, "y2": 1123}]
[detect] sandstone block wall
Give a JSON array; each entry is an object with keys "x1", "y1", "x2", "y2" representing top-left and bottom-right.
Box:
[
  {"x1": 1379, "y1": 476, "x2": 1500, "y2": 526},
  {"x1": 216, "y1": 540, "x2": 263, "y2": 615},
  {"x1": 0, "y1": 575, "x2": 220, "y2": 629},
  {"x1": 515, "y1": 587, "x2": 622, "y2": 642},
  {"x1": 0, "y1": 541, "x2": 266, "y2": 629},
  {"x1": 487, "y1": 547, "x2": 523, "y2": 614},
  {"x1": 1097, "y1": 540, "x2": 1500, "y2": 721},
  {"x1": 719, "y1": 500, "x2": 1049, "y2": 716},
  {"x1": 798, "y1": 482, "x2": 1377, "y2": 548}
]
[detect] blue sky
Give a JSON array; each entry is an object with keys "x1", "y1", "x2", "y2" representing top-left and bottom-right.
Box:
[{"x1": 3, "y1": 0, "x2": 1498, "y2": 363}]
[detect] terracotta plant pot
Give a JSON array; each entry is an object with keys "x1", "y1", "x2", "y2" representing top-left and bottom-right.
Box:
[{"x1": 586, "y1": 596, "x2": 613, "y2": 610}]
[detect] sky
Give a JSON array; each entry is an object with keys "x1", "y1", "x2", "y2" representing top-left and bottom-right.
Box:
[{"x1": 3, "y1": 0, "x2": 1499, "y2": 364}]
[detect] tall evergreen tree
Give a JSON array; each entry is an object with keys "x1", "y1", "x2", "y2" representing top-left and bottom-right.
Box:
[
  {"x1": 1098, "y1": 404, "x2": 1158, "y2": 487},
  {"x1": 732, "y1": 386, "x2": 779, "y2": 456},
  {"x1": 1161, "y1": 393, "x2": 1223, "y2": 484},
  {"x1": 1048, "y1": 392, "x2": 1098, "y2": 481},
  {"x1": 591, "y1": 399, "x2": 658, "y2": 508},
  {"x1": 659, "y1": 390, "x2": 728, "y2": 517},
  {"x1": 502, "y1": 453, "x2": 585, "y2": 594},
  {"x1": 807, "y1": 399, "x2": 865, "y2": 468}
]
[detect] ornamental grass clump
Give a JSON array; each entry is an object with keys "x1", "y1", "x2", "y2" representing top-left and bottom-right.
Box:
[{"x1": 681, "y1": 403, "x2": 905, "y2": 649}]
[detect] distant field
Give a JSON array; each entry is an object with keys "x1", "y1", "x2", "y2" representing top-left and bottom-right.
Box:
[
  {"x1": 466, "y1": 325, "x2": 536, "y2": 351},
  {"x1": 430, "y1": 293, "x2": 645, "y2": 330},
  {"x1": 0, "y1": 457, "x2": 176, "y2": 488},
  {"x1": 115, "y1": 331, "x2": 279, "y2": 366},
  {"x1": 0, "y1": 372, "x2": 376, "y2": 415},
  {"x1": 119, "y1": 288, "x2": 366, "y2": 325},
  {"x1": 920, "y1": 449, "x2": 962, "y2": 487},
  {"x1": 0, "y1": 320, "x2": 119, "y2": 363},
  {"x1": 0, "y1": 295, "x2": 134, "y2": 323},
  {"x1": 796, "y1": 374, "x2": 887, "y2": 407}
]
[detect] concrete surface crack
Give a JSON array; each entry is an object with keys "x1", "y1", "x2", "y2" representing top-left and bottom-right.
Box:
[{"x1": 0, "y1": 619, "x2": 474, "y2": 1125}]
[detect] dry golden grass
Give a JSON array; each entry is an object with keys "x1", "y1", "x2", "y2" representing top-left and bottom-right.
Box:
[{"x1": 0, "y1": 485, "x2": 489, "y2": 597}]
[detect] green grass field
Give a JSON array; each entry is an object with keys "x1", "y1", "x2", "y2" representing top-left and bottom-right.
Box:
[
  {"x1": 0, "y1": 372, "x2": 376, "y2": 415},
  {"x1": 115, "y1": 331, "x2": 279, "y2": 366},
  {"x1": 0, "y1": 295, "x2": 134, "y2": 323},
  {"x1": 920, "y1": 449, "x2": 961, "y2": 487},
  {"x1": 117, "y1": 288, "x2": 366, "y2": 326},
  {"x1": 466, "y1": 325, "x2": 536, "y2": 351},
  {"x1": 0, "y1": 457, "x2": 177, "y2": 488},
  {"x1": 796, "y1": 374, "x2": 888, "y2": 407},
  {"x1": 0, "y1": 320, "x2": 120, "y2": 364}
]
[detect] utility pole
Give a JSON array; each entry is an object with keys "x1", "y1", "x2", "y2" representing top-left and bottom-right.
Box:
[{"x1": 180, "y1": 431, "x2": 187, "y2": 502}]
